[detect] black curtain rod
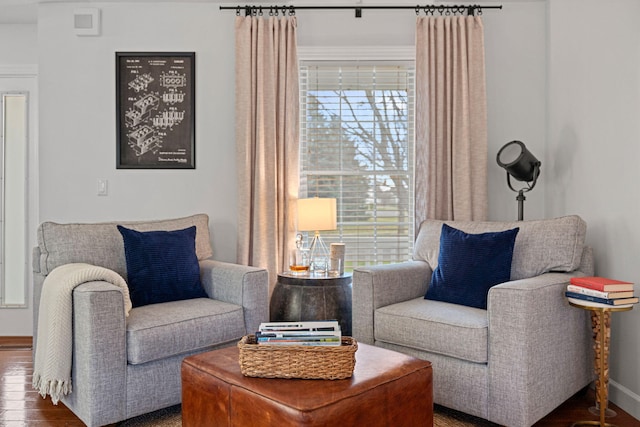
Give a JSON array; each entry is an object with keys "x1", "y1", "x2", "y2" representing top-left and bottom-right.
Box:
[{"x1": 220, "y1": 4, "x2": 502, "y2": 18}]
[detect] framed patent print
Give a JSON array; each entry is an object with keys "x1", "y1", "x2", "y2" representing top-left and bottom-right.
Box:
[{"x1": 116, "y1": 52, "x2": 195, "y2": 169}]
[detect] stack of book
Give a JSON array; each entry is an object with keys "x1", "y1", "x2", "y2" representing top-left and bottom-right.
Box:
[
  {"x1": 565, "y1": 276, "x2": 638, "y2": 308},
  {"x1": 255, "y1": 320, "x2": 341, "y2": 346}
]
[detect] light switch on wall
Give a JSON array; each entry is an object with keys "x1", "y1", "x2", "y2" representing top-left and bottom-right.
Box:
[{"x1": 97, "y1": 179, "x2": 108, "y2": 196}]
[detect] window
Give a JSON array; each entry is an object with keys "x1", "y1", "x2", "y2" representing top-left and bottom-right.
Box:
[
  {"x1": 299, "y1": 63, "x2": 415, "y2": 269},
  {"x1": 1, "y1": 92, "x2": 28, "y2": 308}
]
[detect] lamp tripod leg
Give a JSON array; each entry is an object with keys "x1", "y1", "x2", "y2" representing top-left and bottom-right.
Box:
[
  {"x1": 308, "y1": 231, "x2": 330, "y2": 265},
  {"x1": 516, "y1": 190, "x2": 525, "y2": 221}
]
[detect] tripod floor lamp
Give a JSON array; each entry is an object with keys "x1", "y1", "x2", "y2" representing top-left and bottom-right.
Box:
[{"x1": 496, "y1": 140, "x2": 541, "y2": 221}]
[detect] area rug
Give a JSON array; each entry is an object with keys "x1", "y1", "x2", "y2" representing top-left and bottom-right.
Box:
[{"x1": 116, "y1": 404, "x2": 500, "y2": 426}]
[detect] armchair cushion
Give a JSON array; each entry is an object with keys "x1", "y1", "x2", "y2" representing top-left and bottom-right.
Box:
[
  {"x1": 118, "y1": 225, "x2": 207, "y2": 307},
  {"x1": 425, "y1": 224, "x2": 519, "y2": 309},
  {"x1": 376, "y1": 297, "x2": 489, "y2": 363},
  {"x1": 413, "y1": 215, "x2": 587, "y2": 281},
  {"x1": 126, "y1": 298, "x2": 245, "y2": 365},
  {"x1": 35, "y1": 213, "x2": 213, "y2": 277}
]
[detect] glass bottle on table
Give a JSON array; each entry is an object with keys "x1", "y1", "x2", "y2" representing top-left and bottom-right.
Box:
[{"x1": 289, "y1": 233, "x2": 310, "y2": 275}]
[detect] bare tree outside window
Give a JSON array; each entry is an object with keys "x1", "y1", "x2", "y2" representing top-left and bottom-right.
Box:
[{"x1": 300, "y1": 64, "x2": 415, "y2": 268}]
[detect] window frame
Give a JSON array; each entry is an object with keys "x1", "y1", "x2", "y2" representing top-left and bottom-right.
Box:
[{"x1": 298, "y1": 46, "x2": 416, "y2": 269}]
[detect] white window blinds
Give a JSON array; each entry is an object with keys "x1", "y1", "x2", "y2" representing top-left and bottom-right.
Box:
[{"x1": 299, "y1": 63, "x2": 415, "y2": 269}]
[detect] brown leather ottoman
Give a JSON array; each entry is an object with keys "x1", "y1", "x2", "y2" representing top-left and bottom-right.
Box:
[{"x1": 181, "y1": 342, "x2": 433, "y2": 427}]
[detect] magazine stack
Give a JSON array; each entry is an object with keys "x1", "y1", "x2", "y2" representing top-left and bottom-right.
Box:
[
  {"x1": 255, "y1": 320, "x2": 341, "y2": 346},
  {"x1": 565, "y1": 276, "x2": 638, "y2": 308}
]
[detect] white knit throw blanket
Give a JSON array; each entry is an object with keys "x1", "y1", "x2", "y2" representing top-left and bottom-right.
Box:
[{"x1": 33, "y1": 263, "x2": 132, "y2": 404}]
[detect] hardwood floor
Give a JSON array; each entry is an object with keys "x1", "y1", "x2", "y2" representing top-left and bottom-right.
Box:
[
  {"x1": 0, "y1": 347, "x2": 84, "y2": 426},
  {"x1": 2, "y1": 341, "x2": 639, "y2": 426}
]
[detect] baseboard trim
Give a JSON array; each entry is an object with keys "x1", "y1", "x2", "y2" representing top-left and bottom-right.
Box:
[
  {"x1": 610, "y1": 379, "x2": 640, "y2": 421},
  {"x1": 0, "y1": 336, "x2": 33, "y2": 349}
]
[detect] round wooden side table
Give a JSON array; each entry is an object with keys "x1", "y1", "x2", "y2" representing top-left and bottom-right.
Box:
[
  {"x1": 270, "y1": 272, "x2": 353, "y2": 336},
  {"x1": 568, "y1": 299, "x2": 634, "y2": 427}
]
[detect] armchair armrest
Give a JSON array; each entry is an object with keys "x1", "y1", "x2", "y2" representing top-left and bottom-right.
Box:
[
  {"x1": 352, "y1": 260, "x2": 432, "y2": 344},
  {"x1": 486, "y1": 272, "x2": 593, "y2": 426},
  {"x1": 199, "y1": 259, "x2": 269, "y2": 334},
  {"x1": 64, "y1": 281, "x2": 128, "y2": 426}
]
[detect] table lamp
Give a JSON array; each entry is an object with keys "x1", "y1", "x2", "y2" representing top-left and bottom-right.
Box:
[{"x1": 297, "y1": 197, "x2": 337, "y2": 264}]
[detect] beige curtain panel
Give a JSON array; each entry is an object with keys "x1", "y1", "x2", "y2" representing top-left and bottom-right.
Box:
[
  {"x1": 235, "y1": 15, "x2": 300, "y2": 295},
  {"x1": 415, "y1": 15, "x2": 488, "y2": 226}
]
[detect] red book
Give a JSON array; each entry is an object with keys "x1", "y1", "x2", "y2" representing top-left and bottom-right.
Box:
[{"x1": 569, "y1": 276, "x2": 634, "y2": 292}]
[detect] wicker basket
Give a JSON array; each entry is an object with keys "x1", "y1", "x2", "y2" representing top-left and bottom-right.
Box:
[{"x1": 238, "y1": 335, "x2": 357, "y2": 380}]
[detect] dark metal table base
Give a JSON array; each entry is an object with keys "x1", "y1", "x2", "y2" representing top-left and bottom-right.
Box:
[{"x1": 270, "y1": 273, "x2": 352, "y2": 336}]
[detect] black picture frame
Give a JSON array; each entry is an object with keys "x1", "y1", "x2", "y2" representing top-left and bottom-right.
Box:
[{"x1": 116, "y1": 52, "x2": 195, "y2": 169}]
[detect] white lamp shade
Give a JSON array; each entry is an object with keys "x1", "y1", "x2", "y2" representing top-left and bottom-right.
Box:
[{"x1": 297, "y1": 198, "x2": 337, "y2": 231}]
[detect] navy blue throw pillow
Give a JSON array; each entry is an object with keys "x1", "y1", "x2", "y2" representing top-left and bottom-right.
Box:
[
  {"x1": 117, "y1": 225, "x2": 207, "y2": 308},
  {"x1": 425, "y1": 224, "x2": 519, "y2": 310}
]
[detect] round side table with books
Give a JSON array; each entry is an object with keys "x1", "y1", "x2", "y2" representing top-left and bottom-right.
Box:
[{"x1": 567, "y1": 298, "x2": 633, "y2": 427}]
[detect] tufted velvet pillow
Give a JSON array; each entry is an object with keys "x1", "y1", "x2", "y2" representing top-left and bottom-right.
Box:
[
  {"x1": 118, "y1": 225, "x2": 207, "y2": 308},
  {"x1": 425, "y1": 224, "x2": 519, "y2": 309}
]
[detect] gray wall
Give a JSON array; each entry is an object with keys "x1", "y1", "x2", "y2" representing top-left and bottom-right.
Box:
[
  {"x1": 547, "y1": 0, "x2": 640, "y2": 419},
  {"x1": 37, "y1": 3, "x2": 239, "y2": 262},
  {"x1": 0, "y1": 24, "x2": 37, "y2": 62},
  {"x1": 4, "y1": 0, "x2": 639, "y2": 419},
  {"x1": 35, "y1": 1, "x2": 546, "y2": 258},
  {"x1": 295, "y1": 1, "x2": 548, "y2": 222},
  {"x1": 0, "y1": 24, "x2": 38, "y2": 336}
]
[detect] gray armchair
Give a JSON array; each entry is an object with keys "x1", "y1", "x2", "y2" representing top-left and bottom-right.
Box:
[
  {"x1": 32, "y1": 214, "x2": 268, "y2": 427},
  {"x1": 353, "y1": 215, "x2": 594, "y2": 427}
]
